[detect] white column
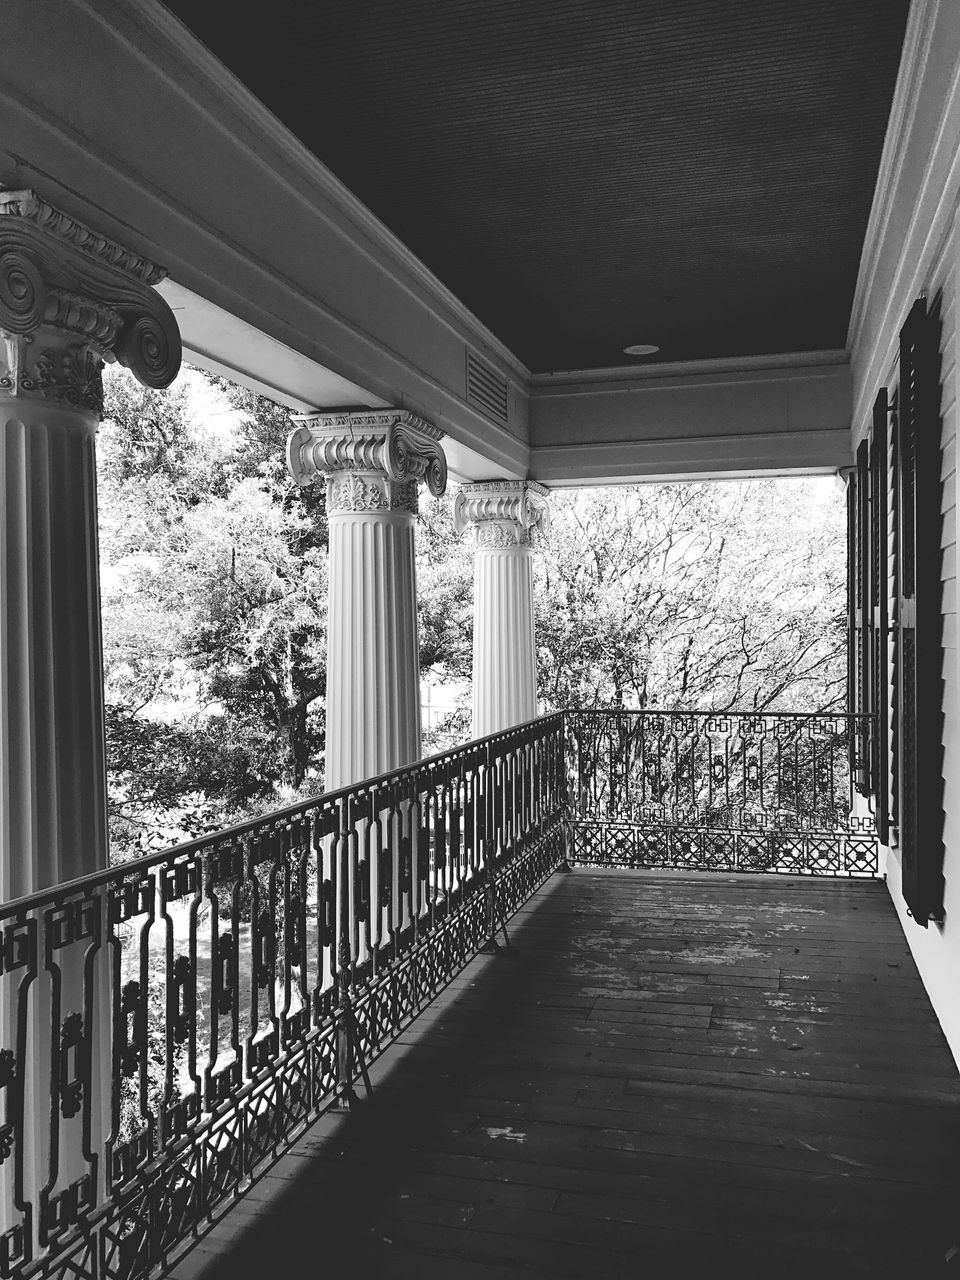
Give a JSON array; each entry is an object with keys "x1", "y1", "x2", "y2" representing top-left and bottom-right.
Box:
[
  {"x1": 454, "y1": 481, "x2": 549, "y2": 739},
  {"x1": 287, "y1": 410, "x2": 447, "y2": 790},
  {"x1": 0, "y1": 188, "x2": 182, "y2": 891},
  {"x1": 0, "y1": 190, "x2": 181, "y2": 1242}
]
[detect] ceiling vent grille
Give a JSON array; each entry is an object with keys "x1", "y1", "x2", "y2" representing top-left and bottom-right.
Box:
[{"x1": 466, "y1": 349, "x2": 509, "y2": 423}]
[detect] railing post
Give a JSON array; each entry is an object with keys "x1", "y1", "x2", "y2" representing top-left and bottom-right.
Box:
[
  {"x1": 558, "y1": 711, "x2": 573, "y2": 871},
  {"x1": 481, "y1": 738, "x2": 512, "y2": 952}
]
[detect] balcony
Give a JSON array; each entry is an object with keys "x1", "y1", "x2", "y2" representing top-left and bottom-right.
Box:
[
  {"x1": 172, "y1": 871, "x2": 959, "y2": 1280},
  {"x1": 3, "y1": 708, "x2": 957, "y2": 1280}
]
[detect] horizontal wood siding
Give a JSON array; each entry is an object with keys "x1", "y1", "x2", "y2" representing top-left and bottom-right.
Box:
[
  {"x1": 939, "y1": 227, "x2": 958, "y2": 858},
  {"x1": 859, "y1": 199, "x2": 960, "y2": 1064}
]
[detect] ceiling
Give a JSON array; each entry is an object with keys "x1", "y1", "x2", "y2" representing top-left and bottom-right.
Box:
[{"x1": 162, "y1": 0, "x2": 909, "y2": 375}]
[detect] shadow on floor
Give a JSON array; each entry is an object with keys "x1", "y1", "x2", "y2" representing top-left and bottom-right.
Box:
[{"x1": 167, "y1": 870, "x2": 960, "y2": 1280}]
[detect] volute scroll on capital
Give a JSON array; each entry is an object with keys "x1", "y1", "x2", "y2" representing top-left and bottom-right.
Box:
[
  {"x1": 453, "y1": 479, "x2": 550, "y2": 547},
  {"x1": 0, "y1": 189, "x2": 182, "y2": 412},
  {"x1": 286, "y1": 409, "x2": 448, "y2": 515}
]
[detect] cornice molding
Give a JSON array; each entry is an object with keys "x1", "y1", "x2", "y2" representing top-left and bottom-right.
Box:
[
  {"x1": 530, "y1": 350, "x2": 849, "y2": 394},
  {"x1": 847, "y1": 0, "x2": 939, "y2": 358},
  {"x1": 530, "y1": 426, "x2": 852, "y2": 486},
  {"x1": 0, "y1": 189, "x2": 166, "y2": 286},
  {"x1": 0, "y1": 0, "x2": 530, "y2": 472},
  {"x1": 116, "y1": 0, "x2": 530, "y2": 384},
  {"x1": 847, "y1": 1, "x2": 960, "y2": 435}
]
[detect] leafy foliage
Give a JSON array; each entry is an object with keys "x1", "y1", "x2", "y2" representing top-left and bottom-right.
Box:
[
  {"x1": 534, "y1": 481, "x2": 846, "y2": 712},
  {"x1": 99, "y1": 365, "x2": 846, "y2": 857},
  {"x1": 100, "y1": 366, "x2": 327, "y2": 856}
]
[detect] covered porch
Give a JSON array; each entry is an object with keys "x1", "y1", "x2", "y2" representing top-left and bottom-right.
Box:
[
  {"x1": 2, "y1": 1, "x2": 960, "y2": 1277},
  {"x1": 169, "y1": 870, "x2": 960, "y2": 1280},
  {"x1": 0, "y1": 709, "x2": 941, "y2": 1280}
]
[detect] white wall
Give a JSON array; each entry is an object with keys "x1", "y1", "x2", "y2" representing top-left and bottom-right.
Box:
[{"x1": 850, "y1": 0, "x2": 960, "y2": 1068}]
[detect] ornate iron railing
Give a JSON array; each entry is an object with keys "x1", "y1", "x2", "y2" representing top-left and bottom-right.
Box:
[
  {"x1": 0, "y1": 715, "x2": 566, "y2": 1280},
  {"x1": 566, "y1": 710, "x2": 877, "y2": 875},
  {"x1": 0, "y1": 707, "x2": 880, "y2": 1280}
]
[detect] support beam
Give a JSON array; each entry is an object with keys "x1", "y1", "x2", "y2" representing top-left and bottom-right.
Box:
[
  {"x1": 529, "y1": 353, "x2": 852, "y2": 483},
  {"x1": 287, "y1": 410, "x2": 447, "y2": 790},
  {"x1": 454, "y1": 481, "x2": 549, "y2": 739}
]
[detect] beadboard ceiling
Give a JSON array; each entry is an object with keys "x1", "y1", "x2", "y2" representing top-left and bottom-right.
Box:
[{"x1": 162, "y1": 0, "x2": 909, "y2": 373}]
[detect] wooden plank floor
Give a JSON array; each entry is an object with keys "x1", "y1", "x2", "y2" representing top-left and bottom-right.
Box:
[{"x1": 168, "y1": 870, "x2": 960, "y2": 1279}]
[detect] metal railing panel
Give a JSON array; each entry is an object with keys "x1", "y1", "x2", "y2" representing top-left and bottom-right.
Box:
[
  {"x1": 0, "y1": 714, "x2": 566, "y2": 1280},
  {"x1": 0, "y1": 706, "x2": 881, "y2": 1280},
  {"x1": 565, "y1": 710, "x2": 878, "y2": 876}
]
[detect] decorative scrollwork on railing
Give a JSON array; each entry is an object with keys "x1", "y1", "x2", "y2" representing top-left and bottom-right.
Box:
[
  {"x1": 0, "y1": 707, "x2": 879, "y2": 1278},
  {"x1": 0, "y1": 713, "x2": 566, "y2": 1280},
  {"x1": 565, "y1": 709, "x2": 878, "y2": 876}
]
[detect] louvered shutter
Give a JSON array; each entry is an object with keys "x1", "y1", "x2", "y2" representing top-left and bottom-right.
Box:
[
  {"x1": 846, "y1": 464, "x2": 859, "y2": 781},
  {"x1": 895, "y1": 295, "x2": 945, "y2": 925},
  {"x1": 848, "y1": 441, "x2": 870, "y2": 795},
  {"x1": 890, "y1": 396, "x2": 900, "y2": 833},
  {"x1": 870, "y1": 390, "x2": 889, "y2": 844}
]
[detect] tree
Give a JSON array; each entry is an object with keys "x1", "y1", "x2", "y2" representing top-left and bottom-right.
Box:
[
  {"x1": 415, "y1": 478, "x2": 847, "y2": 721},
  {"x1": 534, "y1": 479, "x2": 846, "y2": 712},
  {"x1": 99, "y1": 366, "x2": 328, "y2": 855},
  {"x1": 99, "y1": 363, "x2": 846, "y2": 855}
]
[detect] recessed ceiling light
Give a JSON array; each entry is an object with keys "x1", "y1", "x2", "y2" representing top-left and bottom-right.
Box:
[{"x1": 623, "y1": 343, "x2": 660, "y2": 356}]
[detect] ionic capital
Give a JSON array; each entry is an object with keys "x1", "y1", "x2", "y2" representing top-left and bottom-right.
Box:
[
  {"x1": 0, "y1": 189, "x2": 182, "y2": 414},
  {"x1": 286, "y1": 409, "x2": 447, "y2": 515},
  {"x1": 453, "y1": 479, "x2": 550, "y2": 548}
]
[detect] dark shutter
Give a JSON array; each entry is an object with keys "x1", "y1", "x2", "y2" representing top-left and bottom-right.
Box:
[
  {"x1": 849, "y1": 441, "x2": 870, "y2": 795},
  {"x1": 846, "y1": 464, "x2": 860, "y2": 781},
  {"x1": 895, "y1": 295, "x2": 945, "y2": 925},
  {"x1": 870, "y1": 389, "x2": 889, "y2": 843},
  {"x1": 890, "y1": 394, "x2": 900, "y2": 833}
]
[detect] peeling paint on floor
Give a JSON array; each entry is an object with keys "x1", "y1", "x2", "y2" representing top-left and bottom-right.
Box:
[
  {"x1": 675, "y1": 942, "x2": 771, "y2": 964},
  {"x1": 482, "y1": 1126, "x2": 527, "y2": 1143}
]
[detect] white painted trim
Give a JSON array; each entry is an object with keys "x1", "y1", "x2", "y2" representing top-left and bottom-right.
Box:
[
  {"x1": 848, "y1": 0, "x2": 960, "y2": 435},
  {"x1": 530, "y1": 427, "x2": 852, "y2": 486},
  {"x1": 181, "y1": 347, "x2": 357, "y2": 415},
  {"x1": 2, "y1": 83, "x2": 531, "y2": 475},
  {"x1": 531, "y1": 349, "x2": 849, "y2": 388},
  {"x1": 530, "y1": 359, "x2": 849, "y2": 411},
  {"x1": 847, "y1": 0, "x2": 936, "y2": 357},
  {"x1": 852, "y1": 82, "x2": 960, "y2": 436},
  {"x1": 92, "y1": 0, "x2": 530, "y2": 382}
]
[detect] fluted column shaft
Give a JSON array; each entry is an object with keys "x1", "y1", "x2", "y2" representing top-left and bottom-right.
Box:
[
  {"x1": 326, "y1": 505, "x2": 421, "y2": 791},
  {"x1": 0, "y1": 189, "x2": 181, "y2": 891},
  {"x1": 287, "y1": 409, "x2": 447, "y2": 790},
  {"x1": 454, "y1": 481, "x2": 549, "y2": 740},
  {"x1": 0, "y1": 397, "x2": 107, "y2": 893},
  {"x1": 473, "y1": 540, "x2": 537, "y2": 738}
]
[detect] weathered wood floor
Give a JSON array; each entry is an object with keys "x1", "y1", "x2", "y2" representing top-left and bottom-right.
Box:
[{"x1": 169, "y1": 870, "x2": 960, "y2": 1279}]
